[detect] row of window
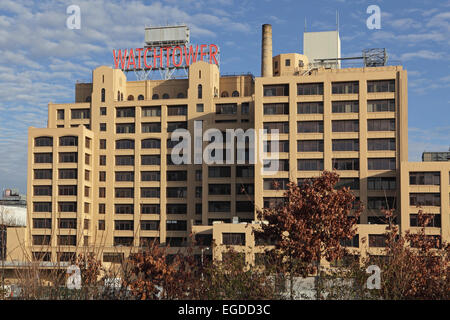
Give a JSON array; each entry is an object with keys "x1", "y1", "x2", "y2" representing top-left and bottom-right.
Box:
[
  {"x1": 263, "y1": 80, "x2": 395, "y2": 97},
  {"x1": 263, "y1": 100, "x2": 395, "y2": 115},
  {"x1": 264, "y1": 119, "x2": 396, "y2": 133}
]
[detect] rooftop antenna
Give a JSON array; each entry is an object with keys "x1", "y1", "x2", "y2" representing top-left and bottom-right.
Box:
[{"x1": 336, "y1": 10, "x2": 339, "y2": 32}]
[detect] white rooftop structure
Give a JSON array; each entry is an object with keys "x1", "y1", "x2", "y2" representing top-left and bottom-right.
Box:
[{"x1": 303, "y1": 30, "x2": 341, "y2": 68}]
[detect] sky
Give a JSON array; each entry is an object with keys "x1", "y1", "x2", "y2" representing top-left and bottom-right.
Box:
[{"x1": 0, "y1": 0, "x2": 449, "y2": 194}]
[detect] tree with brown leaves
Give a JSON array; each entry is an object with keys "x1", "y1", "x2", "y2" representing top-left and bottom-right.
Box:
[{"x1": 256, "y1": 170, "x2": 361, "y2": 299}]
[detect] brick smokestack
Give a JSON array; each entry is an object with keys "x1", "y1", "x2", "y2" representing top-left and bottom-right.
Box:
[{"x1": 261, "y1": 24, "x2": 273, "y2": 77}]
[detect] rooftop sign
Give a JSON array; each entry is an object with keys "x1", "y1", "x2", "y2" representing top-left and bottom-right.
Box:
[{"x1": 113, "y1": 44, "x2": 219, "y2": 72}]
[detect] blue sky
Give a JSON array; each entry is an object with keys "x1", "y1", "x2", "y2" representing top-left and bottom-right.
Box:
[{"x1": 0, "y1": 0, "x2": 449, "y2": 194}]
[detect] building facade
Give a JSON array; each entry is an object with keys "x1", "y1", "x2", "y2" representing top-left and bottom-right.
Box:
[{"x1": 17, "y1": 24, "x2": 449, "y2": 267}]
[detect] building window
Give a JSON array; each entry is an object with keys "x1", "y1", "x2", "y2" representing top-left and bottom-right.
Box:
[
  {"x1": 166, "y1": 187, "x2": 186, "y2": 198},
  {"x1": 368, "y1": 119, "x2": 395, "y2": 131},
  {"x1": 99, "y1": 171, "x2": 106, "y2": 182},
  {"x1": 114, "y1": 237, "x2": 134, "y2": 246},
  {"x1": 264, "y1": 122, "x2": 289, "y2": 134},
  {"x1": 285, "y1": 59, "x2": 290, "y2": 66},
  {"x1": 409, "y1": 172, "x2": 440, "y2": 185},
  {"x1": 115, "y1": 139, "x2": 134, "y2": 149},
  {"x1": 57, "y1": 109, "x2": 65, "y2": 120},
  {"x1": 297, "y1": 140, "x2": 323, "y2": 152},
  {"x1": 33, "y1": 202, "x2": 52, "y2": 212},
  {"x1": 33, "y1": 218, "x2": 52, "y2": 229},
  {"x1": 98, "y1": 220, "x2": 105, "y2": 230},
  {"x1": 166, "y1": 204, "x2": 187, "y2": 214},
  {"x1": 142, "y1": 106, "x2": 161, "y2": 117},
  {"x1": 410, "y1": 214, "x2": 441, "y2": 227},
  {"x1": 367, "y1": 80, "x2": 395, "y2": 93},
  {"x1": 241, "y1": 102, "x2": 249, "y2": 114},
  {"x1": 115, "y1": 188, "x2": 134, "y2": 198},
  {"x1": 58, "y1": 202, "x2": 77, "y2": 212},
  {"x1": 208, "y1": 166, "x2": 231, "y2": 178},
  {"x1": 263, "y1": 178, "x2": 289, "y2": 190},
  {"x1": 368, "y1": 138, "x2": 396, "y2": 151},
  {"x1": 367, "y1": 197, "x2": 396, "y2": 210},
  {"x1": 141, "y1": 155, "x2": 160, "y2": 165},
  {"x1": 196, "y1": 103, "x2": 204, "y2": 112},
  {"x1": 297, "y1": 121, "x2": 323, "y2": 133},
  {"x1": 264, "y1": 84, "x2": 289, "y2": 96},
  {"x1": 71, "y1": 108, "x2": 90, "y2": 119},
  {"x1": 152, "y1": 94, "x2": 159, "y2": 100},
  {"x1": 335, "y1": 178, "x2": 360, "y2": 190},
  {"x1": 216, "y1": 103, "x2": 237, "y2": 115},
  {"x1": 59, "y1": 136, "x2": 78, "y2": 146},
  {"x1": 369, "y1": 235, "x2": 387, "y2": 248},
  {"x1": 58, "y1": 185, "x2": 77, "y2": 196},
  {"x1": 103, "y1": 253, "x2": 124, "y2": 263},
  {"x1": 167, "y1": 105, "x2": 187, "y2": 116},
  {"x1": 100, "y1": 139, "x2": 106, "y2": 149},
  {"x1": 367, "y1": 99, "x2": 395, "y2": 112},
  {"x1": 236, "y1": 165, "x2": 254, "y2": 177},
  {"x1": 368, "y1": 158, "x2": 396, "y2": 170},
  {"x1": 198, "y1": 84, "x2": 202, "y2": 99},
  {"x1": 332, "y1": 81, "x2": 359, "y2": 94},
  {"x1": 34, "y1": 137, "x2": 53, "y2": 147},
  {"x1": 141, "y1": 204, "x2": 160, "y2": 214},
  {"x1": 34, "y1": 153, "x2": 52, "y2": 163},
  {"x1": 368, "y1": 177, "x2": 396, "y2": 190},
  {"x1": 100, "y1": 107, "x2": 107, "y2": 116},
  {"x1": 99, "y1": 203, "x2": 105, "y2": 214},
  {"x1": 59, "y1": 152, "x2": 78, "y2": 163},
  {"x1": 141, "y1": 171, "x2": 160, "y2": 181},
  {"x1": 332, "y1": 101, "x2": 359, "y2": 113},
  {"x1": 100, "y1": 123, "x2": 107, "y2": 131},
  {"x1": 297, "y1": 83, "x2": 323, "y2": 95},
  {"x1": 114, "y1": 220, "x2": 134, "y2": 231},
  {"x1": 32, "y1": 235, "x2": 51, "y2": 245},
  {"x1": 208, "y1": 184, "x2": 231, "y2": 195},
  {"x1": 332, "y1": 120, "x2": 359, "y2": 132},
  {"x1": 115, "y1": 204, "x2": 134, "y2": 214},
  {"x1": 141, "y1": 122, "x2": 161, "y2": 133},
  {"x1": 332, "y1": 158, "x2": 360, "y2": 171},
  {"x1": 141, "y1": 220, "x2": 160, "y2": 231},
  {"x1": 127, "y1": 95, "x2": 134, "y2": 101},
  {"x1": 263, "y1": 103, "x2": 289, "y2": 115},
  {"x1": 101, "y1": 88, "x2": 105, "y2": 102},
  {"x1": 116, "y1": 107, "x2": 135, "y2": 118},
  {"x1": 208, "y1": 201, "x2": 231, "y2": 212},
  {"x1": 232, "y1": 90, "x2": 239, "y2": 97},
  {"x1": 141, "y1": 187, "x2": 160, "y2": 198},
  {"x1": 409, "y1": 193, "x2": 440, "y2": 206},
  {"x1": 222, "y1": 233, "x2": 245, "y2": 245},
  {"x1": 166, "y1": 220, "x2": 187, "y2": 231},
  {"x1": 236, "y1": 183, "x2": 254, "y2": 195},
  {"x1": 116, "y1": 123, "x2": 135, "y2": 134},
  {"x1": 221, "y1": 91, "x2": 229, "y2": 97},
  {"x1": 167, "y1": 121, "x2": 187, "y2": 132},
  {"x1": 332, "y1": 139, "x2": 359, "y2": 151},
  {"x1": 297, "y1": 102, "x2": 323, "y2": 114},
  {"x1": 34, "y1": 169, "x2": 52, "y2": 180}
]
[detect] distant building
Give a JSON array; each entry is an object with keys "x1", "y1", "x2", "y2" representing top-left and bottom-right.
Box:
[
  {"x1": 0, "y1": 189, "x2": 26, "y2": 208},
  {"x1": 422, "y1": 151, "x2": 450, "y2": 162}
]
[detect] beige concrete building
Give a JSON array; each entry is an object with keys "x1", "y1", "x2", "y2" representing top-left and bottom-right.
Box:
[{"x1": 5, "y1": 24, "x2": 448, "y2": 269}]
